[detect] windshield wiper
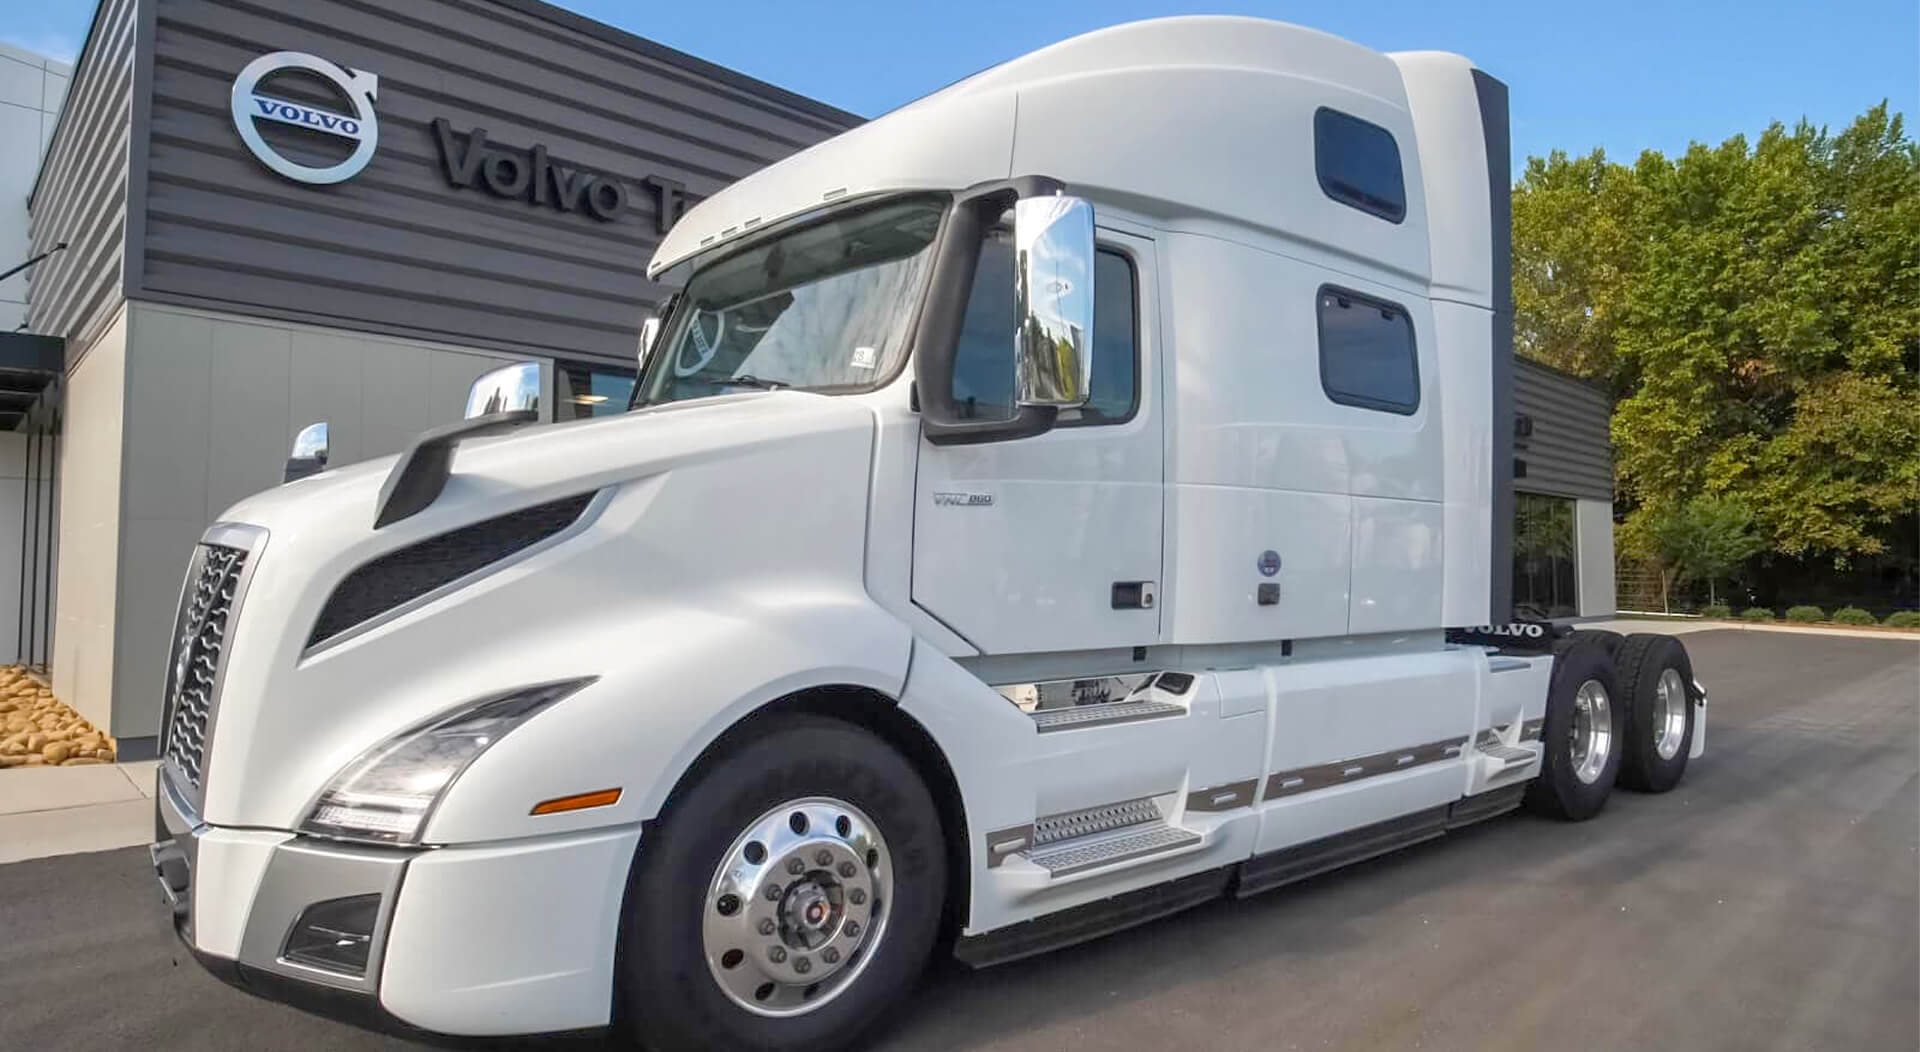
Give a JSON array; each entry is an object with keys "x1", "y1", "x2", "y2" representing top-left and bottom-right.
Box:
[{"x1": 713, "y1": 374, "x2": 791, "y2": 391}]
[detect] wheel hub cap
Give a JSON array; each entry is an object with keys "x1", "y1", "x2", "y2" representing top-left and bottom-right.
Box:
[
  {"x1": 1653, "y1": 667, "x2": 1688, "y2": 760},
  {"x1": 1569, "y1": 678, "x2": 1614, "y2": 785},
  {"x1": 781, "y1": 880, "x2": 841, "y2": 948},
  {"x1": 702, "y1": 797, "x2": 891, "y2": 1017}
]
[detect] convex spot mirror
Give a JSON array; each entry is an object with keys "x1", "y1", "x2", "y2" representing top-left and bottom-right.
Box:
[
  {"x1": 1014, "y1": 194, "x2": 1095, "y2": 408},
  {"x1": 637, "y1": 314, "x2": 662, "y2": 367},
  {"x1": 283, "y1": 421, "x2": 328, "y2": 483},
  {"x1": 465, "y1": 360, "x2": 541, "y2": 420}
]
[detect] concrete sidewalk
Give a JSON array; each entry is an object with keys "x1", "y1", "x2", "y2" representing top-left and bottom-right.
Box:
[
  {"x1": 0, "y1": 761, "x2": 158, "y2": 864},
  {"x1": 1596, "y1": 617, "x2": 1920, "y2": 643}
]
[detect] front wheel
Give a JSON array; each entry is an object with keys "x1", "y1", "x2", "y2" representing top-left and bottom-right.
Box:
[
  {"x1": 1525, "y1": 640, "x2": 1625, "y2": 821},
  {"x1": 618, "y1": 715, "x2": 946, "y2": 1051}
]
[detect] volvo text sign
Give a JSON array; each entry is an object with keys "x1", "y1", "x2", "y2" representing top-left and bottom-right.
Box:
[{"x1": 230, "y1": 52, "x2": 380, "y2": 185}]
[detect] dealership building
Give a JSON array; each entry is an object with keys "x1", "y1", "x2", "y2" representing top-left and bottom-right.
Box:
[{"x1": 6, "y1": 0, "x2": 1613, "y2": 757}]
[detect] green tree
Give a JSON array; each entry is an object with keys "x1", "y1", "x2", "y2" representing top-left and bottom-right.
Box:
[
  {"x1": 1620, "y1": 496, "x2": 1767, "y2": 612},
  {"x1": 1514, "y1": 104, "x2": 1920, "y2": 575}
]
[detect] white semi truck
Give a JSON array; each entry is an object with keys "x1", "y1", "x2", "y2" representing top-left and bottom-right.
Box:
[{"x1": 150, "y1": 17, "x2": 1705, "y2": 1050}]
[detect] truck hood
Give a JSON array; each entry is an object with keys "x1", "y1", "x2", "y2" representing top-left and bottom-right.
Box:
[
  {"x1": 193, "y1": 391, "x2": 883, "y2": 829},
  {"x1": 224, "y1": 391, "x2": 864, "y2": 538}
]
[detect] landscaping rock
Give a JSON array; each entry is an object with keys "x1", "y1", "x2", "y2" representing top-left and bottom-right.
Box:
[{"x1": 0, "y1": 666, "x2": 115, "y2": 772}]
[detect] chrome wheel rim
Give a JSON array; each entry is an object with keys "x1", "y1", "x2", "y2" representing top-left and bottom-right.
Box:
[
  {"x1": 1653, "y1": 667, "x2": 1688, "y2": 760},
  {"x1": 1569, "y1": 678, "x2": 1613, "y2": 785},
  {"x1": 702, "y1": 797, "x2": 892, "y2": 1017}
]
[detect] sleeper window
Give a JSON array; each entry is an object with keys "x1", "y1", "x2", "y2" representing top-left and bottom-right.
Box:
[
  {"x1": 1318, "y1": 288, "x2": 1418, "y2": 415},
  {"x1": 950, "y1": 237, "x2": 1139, "y2": 425},
  {"x1": 1314, "y1": 108, "x2": 1406, "y2": 223}
]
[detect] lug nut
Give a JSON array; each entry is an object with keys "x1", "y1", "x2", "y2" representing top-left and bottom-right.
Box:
[
  {"x1": 821, "y1": 947, "x2": 840, "y2": 964},
  {"x1": 764, "y1": 884, "x2": 783, "y2": 901},
  {"x1": 786, "y1": 858, "x2": 806, "y2": 875},
  {"x1": 848, "y1": 889, "x2": 866, "y2": 905},
  {"x1": 816, "y1": 850, "x2": 833, "y2": 866},
  {"x1": 767, "y1": 946, "x2": 787, "y2": 963},
  {"x1": 844, "y1": 920, "x2": 861, "y2": 937},
  {"x1": 793, "y1": 956, "x2": 812, "y2": 974},
  {"x1": 758, "y1": 918, "x2": 776, "y2": 936},
  {"x1": 837, "y1": 861, "x2": 856, "y2": 878}
]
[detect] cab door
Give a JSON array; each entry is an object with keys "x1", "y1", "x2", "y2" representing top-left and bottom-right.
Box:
[{"x1": 911, "y1": 228, "x2": 1161, "y2": 655}]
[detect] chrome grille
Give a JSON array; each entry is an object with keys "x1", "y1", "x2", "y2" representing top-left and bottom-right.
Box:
[{"x1": 162, "y1": 543, "x2": 249, "y2": 790}]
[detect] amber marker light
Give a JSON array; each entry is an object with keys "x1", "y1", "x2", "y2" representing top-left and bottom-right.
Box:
[{"x1": 530, "y1": 788, "x2": 622, "y2": 815}]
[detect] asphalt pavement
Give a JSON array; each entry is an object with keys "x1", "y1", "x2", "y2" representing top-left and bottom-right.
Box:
[{"x1": 2, "y1": 630, "x2": 1914, "y2": 1051}]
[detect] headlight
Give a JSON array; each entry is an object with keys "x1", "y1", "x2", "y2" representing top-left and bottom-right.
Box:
[{"x1": 302, "y1": 678, "x2": 594, "y2": 844}]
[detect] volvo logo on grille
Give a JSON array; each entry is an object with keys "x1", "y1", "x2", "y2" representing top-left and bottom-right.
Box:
[{"x1": 230, "y1": 51, "x2": 380, "y2": 185}]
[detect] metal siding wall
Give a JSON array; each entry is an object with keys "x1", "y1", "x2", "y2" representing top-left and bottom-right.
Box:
[
  {"x1": 1513, "y1": 357, "x2": 1612, "y2": 502},
  {"x1": 134, "y1": 0, "x2": 858, "y2": 365},
  {"x1": 25, "y1": 0, "x2": 136, "y2": 360}
]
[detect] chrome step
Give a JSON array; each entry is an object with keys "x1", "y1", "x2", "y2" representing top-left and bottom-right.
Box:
[
  {"x1": 1027, "y1": 824, "x2": 1203, "y2": 878},
  {"x1": 1032, "y1": 796, "x2": 1164, "y2": 845},
  {"x1": 1477, "y1": 740, "x2": 1536, "y2": 768},
  {"x1": 1029, "y1": 699, "x2": 1184, "y2": 733}
]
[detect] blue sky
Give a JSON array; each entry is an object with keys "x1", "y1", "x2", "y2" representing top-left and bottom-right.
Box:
[{"x1": 6, "y1": 0, "x2": 1914, "y2": 167}]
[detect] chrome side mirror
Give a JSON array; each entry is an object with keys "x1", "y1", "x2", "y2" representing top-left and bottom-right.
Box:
[
  {"x1": 284, "y1": 421, "x2": 328, "y2": 483},
  {"x1": 1013, "y1": 194, "x2": 1094, "y2": 408},
  {"x1": 465, "y1": 361, "x2": 541, "y2": 419}
]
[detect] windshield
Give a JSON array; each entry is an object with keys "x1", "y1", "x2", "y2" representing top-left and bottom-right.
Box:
[{"x1": 633, "y1": 196, "x2": 946, "y2": 408}]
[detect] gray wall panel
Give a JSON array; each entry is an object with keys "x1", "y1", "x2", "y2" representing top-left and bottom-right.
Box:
[
  {"x1": 1514, "y1": 357, "x2": 1613, "y2": 501},
  {"x1": 26, "y1": 0, "x2": 136, "y2": 359},
  {"x1": 288, "y1": 331, "x2": 366, "y2": 465},
  {"x1": 205, "y1": 319, "x2": 293, "y2": 518},
  {"x1": 135, "y1": 0, "x2": 859, "y2": 364},
  {"x1": 119, "y1": 305, "x2": 211, "y2": 523}
]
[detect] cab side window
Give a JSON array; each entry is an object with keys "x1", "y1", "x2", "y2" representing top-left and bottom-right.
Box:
[
  {"x1": 1318, "y1": 287, "x2": 1418, "y2": 415},
  {"x1": 950, "y1": 235, "x2": 1139, "y2": 425},
  {"x1": 1314, "y1": 108, "x2": 1406, "y2": 223}
]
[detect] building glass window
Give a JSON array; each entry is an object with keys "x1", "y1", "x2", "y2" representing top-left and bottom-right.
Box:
[
  {"x1": 1514, "y1": 491, "x2": 1579, "y2": 619},
  {"x1": 556, "y1": 360, "x2": 636, "y2": 421},
  {"x1": 1314, "y1": 108, "x2": 1406, "y2": 223},
  {"x1": 1317, "y1": 287, "x2": 1418, "y2": 415},
  {"x1": 950, "y1": 237, "x2": 1139, "y2": 424}
]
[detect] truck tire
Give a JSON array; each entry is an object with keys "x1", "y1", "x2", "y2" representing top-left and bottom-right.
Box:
[
  {"x1": 1613, "y1": 633, "x2": 1696, "y2": 792},
  {"x1": 1524, "y1": 639, "x2": 1624, "y2": 821},
  {"x1": 1565, "y1": 628, "x2": 1625, "y2": 658},
  {"x1": 617, "y1": 714, "x2": 946, "y2": 1052}
]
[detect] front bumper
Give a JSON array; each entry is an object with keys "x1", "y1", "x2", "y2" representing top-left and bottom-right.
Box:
[{"x1": 150, "y1": 764, "x2": 639, "y2": 1037}]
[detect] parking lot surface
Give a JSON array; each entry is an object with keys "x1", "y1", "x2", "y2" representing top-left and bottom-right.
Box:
[{"x1": 2, "y1": 629, "x2": 1914, "y2": 1051}]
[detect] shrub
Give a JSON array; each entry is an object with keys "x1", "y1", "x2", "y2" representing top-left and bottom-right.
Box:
[
  {"x1": 1885, "y1": 611, "x2": 1920, "y2": 629},
  {"x1": 1784, "y1": 605, "x2": 1826, "y2": 623},
  {"x1": 1738, "y1": 607, "x2": 1774, "y2": 622},
  {"x1": 1700, "y1": 603, "x2": 1733, "y2": 619},
  {"x1": 1831, "y1": 607, "x2": 1876, "y2": 625}
]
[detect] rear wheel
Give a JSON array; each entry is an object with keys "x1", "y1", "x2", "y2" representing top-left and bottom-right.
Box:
[
  {"x1": 1614, "y1": 633, "x2": 1696, "y2": 792},
  {"x1": 1566, "y1": 627, "x2": 1625, "y2": 658},
  {"x1": 1525, "y1": 640, "x2": 1624, "y2": 821},
  {"x1": 618, "y1": 715, "x2": 946, "y2": 1051}
]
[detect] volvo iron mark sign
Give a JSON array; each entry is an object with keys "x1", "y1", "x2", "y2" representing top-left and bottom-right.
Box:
[{"x1": 229, "y1": 51, "x2": 381, "y2": 185}]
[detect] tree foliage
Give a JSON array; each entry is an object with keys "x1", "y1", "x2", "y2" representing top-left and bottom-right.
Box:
[
  {"x1": 1514, "y1": 104, "x2": 1920, "y2": 569},
  {"x1": 1619, "y1": 495, "x2": 1767, "y2": 611}
]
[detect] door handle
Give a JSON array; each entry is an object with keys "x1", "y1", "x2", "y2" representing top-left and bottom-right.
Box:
[{"x1": 1111, "y1": 581, "x2": 1157, "y2": 610}]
